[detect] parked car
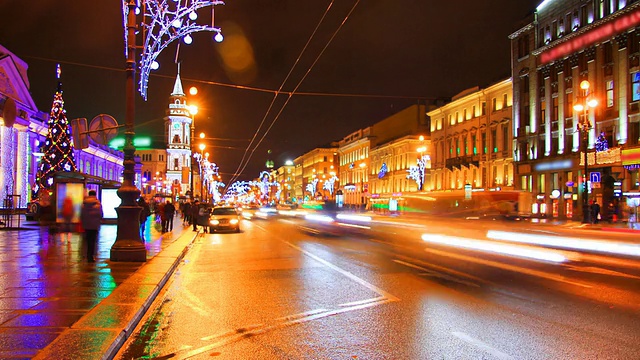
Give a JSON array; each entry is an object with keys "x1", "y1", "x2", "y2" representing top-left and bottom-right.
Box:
[{"x1": 209, "y1": 206, "x2": 241, "y2": 233}]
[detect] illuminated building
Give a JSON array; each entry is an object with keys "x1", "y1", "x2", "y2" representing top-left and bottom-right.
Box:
[
  {"x1": 510, "y1": 0, "x2": 640, "y2": 220},
  {"x1": 429, "y1": 80, "x2": 514, "y2": 194}
]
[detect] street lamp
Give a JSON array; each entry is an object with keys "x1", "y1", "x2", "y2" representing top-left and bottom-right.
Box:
[
  {"x1": 199, "y1": 143, "x2": 206, "y2": 202},
  {"x1": 573, "y1": 79, "x2": 598, "y2": 224},
  {"x1": 112, "y1": 0, "x2": 223, "y2": 262}
]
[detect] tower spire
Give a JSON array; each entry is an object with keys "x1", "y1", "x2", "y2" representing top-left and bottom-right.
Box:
[{"x1": 172, "y1": 63, "x2": 185, "y2": 96}]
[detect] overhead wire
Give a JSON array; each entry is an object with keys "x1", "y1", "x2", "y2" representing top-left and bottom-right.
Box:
[{"x1": 225, "y1": 0, "x2": 337, "y2": 188}]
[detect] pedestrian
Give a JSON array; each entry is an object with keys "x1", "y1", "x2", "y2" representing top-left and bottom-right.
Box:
[
  {"x1": 183, "y1": 201, "x2": 192, "y2": 226},
  {"x1": 191, "y1": 200, "x2": 200, "y2": 231},
  {"x1": 80, "y1": 190, "x2": 103, "y2": 263},
  {"x1": 164, "y1": 200, "x2": 176, "y2": 232},
  {"x1": 157, "y1": 201, "x2": 166, "y2": 232},
  {"x1": 591, "y1": 200, "x2": 601, "y2": 224},
  {"x1": 198, "y1": 204, "x2": 210, "y2": 233},
  {"x1": 138, "y1": 197, "x2": 151, "y2": 239},
  {"x1": 60, "y1": 195, "x2": 75, "y2": 241}
]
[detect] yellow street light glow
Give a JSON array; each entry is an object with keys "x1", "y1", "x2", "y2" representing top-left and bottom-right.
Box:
[
  {"x1": 580, "y1": 80, "x2": 591, "y2": 90},
  {"x1": 200, "y1": 132, "x2": 205, "y2": 139},
  {"x1": 573, "y1": 104, "x2": 584, "y2": 112},
  {"x1": 419, "y1": 135, "x2": 424, "y2": 141},
  {"x1": 188, "y1": 105, "x2": 198, "y2": 115},
  {"x1": 199, "y1": 143, "x2": 206, "y2": 151},
  {"x1": 587, "y1": 98, "x2": 598, "y2": 108},
  {"x1": 189, "y1": 86, "x2": 198, "y2": 95},
  {"x1": 417, "y1": 146, "x2": 427, "y2": 153}
]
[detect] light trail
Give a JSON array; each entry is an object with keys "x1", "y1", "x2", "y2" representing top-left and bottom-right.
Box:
[{"x1": 486, "y1": 230, "x2": 640, "y2": 257}]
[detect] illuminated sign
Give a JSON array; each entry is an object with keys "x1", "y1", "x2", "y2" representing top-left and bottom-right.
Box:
[
  {"x1": 534, "y1": 159, "x2": 573, "y2": 172},
  {"x1": 621, "y1": 147, "x2": 640, "y2": 165},
  {"x1": 540, "y1": 7, "x2": 640, "y2": 64},
  {"x1": 109, "y1": 137, "x2": 152, "y2": 149}
]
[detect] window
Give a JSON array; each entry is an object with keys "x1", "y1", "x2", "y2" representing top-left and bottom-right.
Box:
[
  {"x1": 456, "y1": 138, "x2": 460, "y2": 155},
  {"x1": 540, "y1": 99, "x2": 547, "y2": 127},
  {"x1": 606, "y1": 80, "x2": 614, "y2": 107},
  {"x1": 481, "y1": 102, "x2": 486, "y2": 116},
  {"x1": 552, "y1": 96, "x2": 559, "y2": 122},
  {"x1": 449, "y1": 115, "x2": 454, "y2": 125},
  {"x1": 174, "y1": 158, "x2": 179, "y2": 170},
  {"x1": 492, "y1": 129, "x2": 498, "y2": 153},
  {"x1": 472, "y1": 106, "x2": 477, "y2": 118},
  {"x1": 463, "y1": 109, "x2": 467, "y2": 121},
  {"x1": 503, "y1": 93, "x2": 508, "y2": 109},
  {"x1": 159, "y1": 155, "x2": 164, "y2": 162},
  {"x1": 323, "y1": 156, "x2": 328, "y2": 162},
  {"x1": 539, "y1": 173, "x2": 546, "y2": 193},
  {"x1": 472, "y1": 135, "x2": 477, "y2": 155},
  {"x1": 518, "y1": 34, "x2": 530, "y2": 58},
  {"x1": 481, "y1": 132, "x2": 487, "y2": 154},
  {"x1": 492, "y1": 98, "x2": 497, "y2": 112},
  {"x1": 457, "y1": 111, "x2": 462, "y2": 123},
  {"x1": 463, "y1": 136, "x2": 468, "y2": 155},
  {"x1": 565, "y1": 92, "x2": 573, "y2": 118},
  {"x1": 503, "y1": 126, "x2": 509, "y2": 151}
]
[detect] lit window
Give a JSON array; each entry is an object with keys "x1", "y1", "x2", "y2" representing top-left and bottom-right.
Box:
[{"x1": 606, "y1": 80, "x2": 614, "y2": 108}]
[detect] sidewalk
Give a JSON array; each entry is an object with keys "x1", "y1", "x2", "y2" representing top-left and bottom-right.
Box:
[{"x1": 0, "y1": 217, "x2": 198, "y2": 359}]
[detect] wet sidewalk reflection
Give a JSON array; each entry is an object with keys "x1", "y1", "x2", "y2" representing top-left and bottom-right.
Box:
[{"x1": 0, "y1": 217, "x2": 189, "y2": 359}]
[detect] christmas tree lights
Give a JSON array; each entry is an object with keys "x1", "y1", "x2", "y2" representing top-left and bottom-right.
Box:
[{"x1": 34, "y1": 65, "x2": 77, "y2": 195}]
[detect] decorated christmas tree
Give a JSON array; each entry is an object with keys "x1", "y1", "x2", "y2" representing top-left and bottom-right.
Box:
[{"x1": 34, "y1": 64, "x2": 77, "y2": 196}]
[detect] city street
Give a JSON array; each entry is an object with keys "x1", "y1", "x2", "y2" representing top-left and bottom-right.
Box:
[{"x1": 117, "y1": 215, "x2": 640, "y2": 359}]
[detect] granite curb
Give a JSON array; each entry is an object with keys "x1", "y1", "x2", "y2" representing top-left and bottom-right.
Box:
[{"x1": 32, "y1": 230, "x2": 201, "y2": 360}]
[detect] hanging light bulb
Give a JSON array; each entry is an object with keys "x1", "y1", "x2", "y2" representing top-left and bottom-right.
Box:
[
  {"x1": 150, "y1": 61, "x2": 160, "y2": 70},
  {"x1": 189, "y1": 11, "x2": 198, "y2": 20},
  {"x1": 172, "y1": 18, "x2": 182, "y2": 28},
  {"x1": 214, "y1": 32, "x2": 223, "y2": 43},
  {"x1": 184, "y1": 34, "x2": 193, "y2": 45},
  {"x1": 135, "y1": 6, "x2": 141, "y2": 15}
]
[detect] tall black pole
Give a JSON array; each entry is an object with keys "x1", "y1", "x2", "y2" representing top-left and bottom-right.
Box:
[
  {"x1": 582, "y1": 118, "x2": 590, "y2": 224},
  {"x1": 111, "y1": 0, "x2": 146, "y2": 262}
]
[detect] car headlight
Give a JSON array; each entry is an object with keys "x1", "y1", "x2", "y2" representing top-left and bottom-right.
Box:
[
  {"x1": 230, "y1": 218, "x2": 239, "y2": 225},
  {"x1": 210, "y1": 219, "x2": 220, "y2": 225}
]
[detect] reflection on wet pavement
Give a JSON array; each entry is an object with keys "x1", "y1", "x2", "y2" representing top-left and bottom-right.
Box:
[{"x1": 0, "y1": 218, "x2": 188, "y2": 359}]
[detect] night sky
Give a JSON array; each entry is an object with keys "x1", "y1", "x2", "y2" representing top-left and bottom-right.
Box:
[{"x1": 0, "y1": 0, "x2": 540, "y2": 182}]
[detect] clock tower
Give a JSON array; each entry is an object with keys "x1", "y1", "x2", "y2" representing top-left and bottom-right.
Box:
[{"x1": 164, "y1": 69, "x2": 193, "y2": 197}]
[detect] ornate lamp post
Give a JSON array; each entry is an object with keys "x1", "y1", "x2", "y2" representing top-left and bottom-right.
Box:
[
  {"x1": 188, "y1": 104, "x2": 198, "y2": 200},
  {"x1": 573, "y1": 80, "x2": 598, "y2": 224},
  {"x1": 199, "y1": 142, "x2": 206, "y2": 201},
  {"x1": 112, "y1": 0, "x2": 223, "y2": 262}
]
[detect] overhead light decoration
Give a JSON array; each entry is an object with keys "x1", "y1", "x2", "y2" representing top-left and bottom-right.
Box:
[
  {"x1": 214, "y1": 32, "x2": 223, "y2": 42},
  {"x1": 184, "y1": 34, "x2": 193, "y2": 44},
  {"x1": 122, "y1": 0, "x2": 225, "y2": 100}
]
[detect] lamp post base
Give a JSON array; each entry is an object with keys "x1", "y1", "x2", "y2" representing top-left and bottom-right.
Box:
[{"x1": 110, "y1": 204, "x2": 146, "y2": 262}]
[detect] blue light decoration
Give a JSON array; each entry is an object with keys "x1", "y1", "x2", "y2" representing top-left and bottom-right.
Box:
[
  {"x1": 378, "y1": 163, "x2": 388, "y2": 179},
  {"x1": 122, "y1": 0, "x2": 224, "y2": 100},
  {"x1": 595, "y1": 132, "x2": 609, "y2": 152}
]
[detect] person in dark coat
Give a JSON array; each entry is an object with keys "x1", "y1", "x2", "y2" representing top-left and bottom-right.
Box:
[
  {"x1": 80, "y1": 190, "x2": 103, "y2": 262},
  {"x1": 163, "y1": 200, "x2": 176, "y2": 232},
  {"x1": 191, "y1": 200, "x2": 200, "y2": 231},
  {"x1": 138, "y1": 197, "x2": 151, "y2": 239},
  {"x1": 183, "y1": 201, "x2": 192, "y2": 226}
]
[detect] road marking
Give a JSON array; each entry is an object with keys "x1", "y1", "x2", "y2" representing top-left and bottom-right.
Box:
[
  {"x1": 425, "y1": 248, "x2": 592, "y2": 289},
  {"x1": 284, "y1": 240, "x2": 401, "y2": 302},
  {"x1": 339, "y1": 296, "x2": 385, "y2": 307},
  {"x1": 452, "y1": 331, "x2": 514, "y2": 360}
]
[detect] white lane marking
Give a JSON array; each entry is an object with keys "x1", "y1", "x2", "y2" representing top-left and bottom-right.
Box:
[
  {"x1": 339, "y1": 296, "x2": 385, "y2": 307},
  {"x1": 425, "y1": 248, "x2": 592, "y2": 289},
  {"x1": 284, "y1": 240, "x2": 401, "y2": 302},
  {"x1": 452, "y1": 331, "x2": 514, "y2": 360},
  {"x1": 274, "y1": 308, "x2": 328, "y2": 321}
]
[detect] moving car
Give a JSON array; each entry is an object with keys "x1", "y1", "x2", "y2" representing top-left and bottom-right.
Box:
[{"x1": 209, "y1": 206, "x2": 241, "y2": 233}]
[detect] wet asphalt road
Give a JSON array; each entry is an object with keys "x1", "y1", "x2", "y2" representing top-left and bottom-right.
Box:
[{"x1": 116, "y1": 216, "x2": 640, "y2": 360}]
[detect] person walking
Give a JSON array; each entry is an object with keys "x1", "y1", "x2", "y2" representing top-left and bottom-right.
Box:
[
  {"x1": 191, "y1": 200, "x2": 200, "y2": 231},
  {"x1": 183, "y1": 201, "x2": 192, "y2": 226},
  {"x1": 80, "y1": 190, "x2": 103, "y2": 263},
  {"x1": 60, "y1": 195, "x2": 75, "y2": 242},
  {"x1": 138, "y1": 197, "x2": 151, "y2": 239},
  {"x1": 591, "y1": 200, "x2": 601, "y2": 224},
  {"x1": 164, "y1": 200, "x2": 176, "y2": 232}
]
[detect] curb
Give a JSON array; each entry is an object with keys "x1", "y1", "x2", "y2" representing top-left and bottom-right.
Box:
[
  {"x1": 600, "y1": 227, "x2": 640, "y2": 234},
  {"x1": 103, "y1": 230, "x2": 200, "y2": 360}
]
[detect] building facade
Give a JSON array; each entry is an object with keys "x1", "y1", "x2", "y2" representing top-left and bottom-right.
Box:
[
  {"x1": 294, "y1": 146, "x2": 339, "y2": 203},
  {"x1": 0, "y1": 45, "x2": 124, "y2": 210},
  {"x1": 338, "y1": 129, "x2": 371, "y2": 208},
  {"x1": 429, "y1": 80, "x2": 514, "y2": 194},
  {"x1": 510, "y1": 0, "x2": 640, "y2": 219}
]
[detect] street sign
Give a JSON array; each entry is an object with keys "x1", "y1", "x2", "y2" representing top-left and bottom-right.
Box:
[{"x1": 590, "y1": 172, "x2": 601, "y2": 183}]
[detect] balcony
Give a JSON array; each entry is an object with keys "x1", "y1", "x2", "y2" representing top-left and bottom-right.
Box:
[{"x1": 445, "y1": 156, "x2": 480, "y2": 171}]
